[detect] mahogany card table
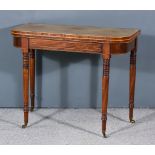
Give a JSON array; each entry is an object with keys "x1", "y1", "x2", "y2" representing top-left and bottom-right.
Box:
[{"x1": 11, "y1": 23, "x2": 140, "y2": 137}]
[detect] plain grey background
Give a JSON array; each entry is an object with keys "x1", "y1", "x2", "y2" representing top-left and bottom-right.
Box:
[{"x1": 0, "y1": 10, "x2": 154, "y2": 108}]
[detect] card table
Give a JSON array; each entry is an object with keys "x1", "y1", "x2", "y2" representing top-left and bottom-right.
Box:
[{"x1": 11, "y1": 23, "x2": 140, "y2": 137}]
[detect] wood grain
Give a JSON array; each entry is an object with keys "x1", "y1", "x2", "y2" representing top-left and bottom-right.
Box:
[
  {"x1": 13, "y1": 37, "x2": 135, "y2": 55},
  {"x1": 29, "y1": 49, "x2": 35, "y2": 112},
  {"x1": 29, "y1": 38, "x2": 102, "y2": 54},
  {"x1": 101, "y1": 43, "x2": 111, "y2": 138},
  {"x1": 22, "y1": 37, "x2": 29, "y2": 128},
  {"x1": 11, "y1": 23, "x2": 140, "y2": 43},
  {"x1": 129, "y1": 39, "x2": 137, "y2": 123}
]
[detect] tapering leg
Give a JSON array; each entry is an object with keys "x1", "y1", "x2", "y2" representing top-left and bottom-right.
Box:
[
  {"x1": 29, "y1": 49, "x2": 35, "y2": 112},
  {"x1": 129, "y1": 48, "x2": 137, "y2": 123},
  {"x1": 22, "y1": 52, "x2": 29, "y2": 128},
  {"x1": 102, "y1": 57, "x2": 111, "y2": 138}
]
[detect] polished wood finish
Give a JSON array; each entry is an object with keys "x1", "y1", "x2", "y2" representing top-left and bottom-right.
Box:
[
  {"x1": 13, "y1": 36, "x2": 135, "y2": 54},
  {"x1": 21, "y1": 37, "x2": 29, "y2": 128},
  {"x1": 29, "y1": 38, "x2": 102, "y2": 54},
  {"x1": 29, "y1": 49, "x2": 35, "y2": 112},
  {"x1": 11, "y1": 23, "x2": 140, "y2": 137},
  {"x1": 12, "y1": 23, "x2": 140, "y2": 43},
  {"x1": 129, "y1": 39, "x2": 137, "y2": 123}
]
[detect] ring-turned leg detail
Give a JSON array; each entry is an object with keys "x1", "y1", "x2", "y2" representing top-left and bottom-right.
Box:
[
  {"x1": 129, "y1": 48, "x2": 137, "y2": 123},
  {"x1": 22, "y1": 52, "x2": 29, "y2": 128},
  {"x1": 29, "y1": 50, "x2": 35, "y2": 112},
  {"x1": 102, "y1": 58, "x2": 110, "y2": 138}
]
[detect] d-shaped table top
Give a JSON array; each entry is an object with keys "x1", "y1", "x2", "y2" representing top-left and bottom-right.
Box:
[
  {"x1": 11, "y1": 23, "x2": 140, "y2": 137},
  {"x1": 11, "y1": 23, "x2": 140, "y2": 43}
]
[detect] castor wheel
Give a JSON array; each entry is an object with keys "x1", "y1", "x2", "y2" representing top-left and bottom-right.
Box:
[
  {"x1": 22, "y1": 123, "x2": 27, "y2": 128},
  {"x1": 130, "y1": 119, "x2": 135, "y2": 123},
  {"x1": 102, "y1": 132, "x2": 107, "y2": 138},
  {"x1": 30, "y1": 107, "x2": 34, "y2": 112}
]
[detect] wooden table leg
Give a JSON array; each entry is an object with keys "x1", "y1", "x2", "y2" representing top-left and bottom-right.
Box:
[
  {"x1": 129, "y1": 44, "x2": 137, "y2": 123},
  {"x1": 29, "y1": 49, "x2": 35, "y2": 112},
  {"x1": 102, "y1": 55, "x2": 111, "y2": 138},
  {"x1": 22, "y1": 52, "x2": 29, "y2": 128},
  {"x1": 22, "y1": 38, "x2": 29, "y2": 128}
]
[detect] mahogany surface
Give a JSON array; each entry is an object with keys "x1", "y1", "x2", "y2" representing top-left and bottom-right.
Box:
[{"x1": 11, "y1": 23, "x2": 140, "y2": 137}]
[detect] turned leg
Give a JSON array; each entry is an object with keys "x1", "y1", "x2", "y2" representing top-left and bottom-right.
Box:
[
  {"x1": 29, "y1": 49, "x2": 35, "y2": 112},
  {"x1": 129, "y1": 47, "x2": 137, "y2": 123},
  {"x1": 102, "y1": 57, "x2": 111, "y2": 138},
  {"x1": 22, "y1": 52, "x2": 29, "y2": 128}
]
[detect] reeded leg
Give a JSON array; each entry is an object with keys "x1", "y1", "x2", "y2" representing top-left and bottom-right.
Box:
[
  {"x1": 29, "y1": 50, "x2": 35, "y2": 112},
  {"x1": 102, "y1": 57, "x2": 111, "y2": 138},
  {"x1": 22, "y1": 52, "x2": 29, "y2": 128},
  {"x1": 129, "y1": 48, "x2": 137, "y2": 123}
]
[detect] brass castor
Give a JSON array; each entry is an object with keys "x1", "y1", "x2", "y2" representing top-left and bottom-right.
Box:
[
  {"x1": 130, "y1": 119, "x2": 135, "y2": 123},
  {"x1": 102, "y1": 132, "x2": 107, "y2": 138},
  {"x1": 30, "y1": 107, "x2": 34, "y2": 112},
  {"x1": 22, "y1": 123, "x2": 28, "y2": 128}
]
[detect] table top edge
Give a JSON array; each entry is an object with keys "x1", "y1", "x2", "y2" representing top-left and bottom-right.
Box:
[{"x1": 11, "y1": 23, "x2": 141, "y2": 43}]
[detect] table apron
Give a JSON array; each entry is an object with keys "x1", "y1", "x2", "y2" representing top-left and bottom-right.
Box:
[
  {"x1": 13, "y1": 37, "x2": 136, "y2": 55},
  {"x1": 29, "y1": 38, "x2": 102, "y2": 54}
]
